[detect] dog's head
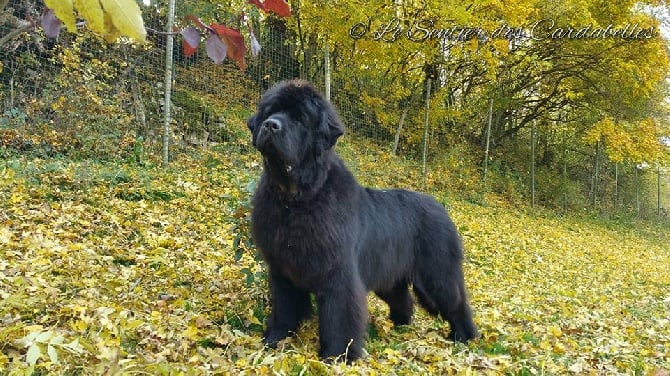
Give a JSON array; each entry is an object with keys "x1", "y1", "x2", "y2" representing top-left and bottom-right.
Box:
[{"x1": 247, "y1": 80, "x2": 344, "y2": 172}]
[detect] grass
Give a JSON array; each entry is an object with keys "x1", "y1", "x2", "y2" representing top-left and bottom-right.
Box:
[{"x1": 0, "y1": 144, "x2": 668, "y2": 375}]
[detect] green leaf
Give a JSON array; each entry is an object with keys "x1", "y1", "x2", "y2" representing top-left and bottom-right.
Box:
[
  {"x1": 16, "y1": 331, "x2": 40, "y2": 347},
  {"x1": 64, "y1": 338, "x2": 87, "y2": 354},
  {"x1": 246, "y1": 179, "x2": 257, "y2": 194},
  {"x1": 35, "y1": 331, "x2": 53, "y2": 343},
  {"x1": 47, "y1": 344, "x2": 59, "y2": 364},
  {"x1": 26, "y1": 344, "x2": 42, "y2": 366},
  {"x1": 50, "y1": 335, "x2": 65, "y2": 345}
]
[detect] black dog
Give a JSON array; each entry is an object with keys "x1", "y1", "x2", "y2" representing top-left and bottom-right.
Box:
[{"x1": 248, "y1": 80, "x2": 478, "y2": 362}]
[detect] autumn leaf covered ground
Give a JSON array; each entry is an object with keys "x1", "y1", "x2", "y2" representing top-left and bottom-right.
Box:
[{"x1": 1, "y1": 140, "x2": 669, "y2": 375}]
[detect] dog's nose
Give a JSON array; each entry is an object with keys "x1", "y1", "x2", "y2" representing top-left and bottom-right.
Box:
[{"x1": 262, "y1": 118, "x2": 282, "y2": 132}]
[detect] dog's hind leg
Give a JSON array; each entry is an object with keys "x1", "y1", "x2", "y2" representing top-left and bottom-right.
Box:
[{"x1": 413, "y1": 267, "x2": 479, "y2": 343}]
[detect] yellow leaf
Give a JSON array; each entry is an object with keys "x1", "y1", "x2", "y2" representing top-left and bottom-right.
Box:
[
  {"x1": 236, "y1": 358, "x2": 248, "y2": 367},
  {"x1": 103, "y1": 12, "x2": 123, "y2": 42},
  {"x1": 73, "y1": 0, "x2": 105, "y2": 34},
  {"x1": 124, "y1": 319, "x2": 144, "y2": 330},
  {"x1": 247, "y1": 309, "x2": 261, "y2": 325},
  {"x1": 539, "y1": 340, "x2": 552, "y2": 350},
  {"x1": 548, "y1": 325, "x2": 563, "y2": 337},
  {"x1": 45, "y1": 0, "x2": 77, "y2": 32},
  {"x1": 23, "y1": 325, "x2": 45, "y2": 333},
  {"x1": 0, "y1": 226, "x2": 12, "y2": 244},
  {"x1": 0, "y1": 351, "x2": 8, "y2": 368},
  {"x1": 182, "y1": 324, "x2": 199, "y2": 340},
  {"x1": 553, "y1": 342, "x2": 566, "y2": 354},
  {"x1": 99, "y1": 0, "x2": 147, "y2": 42},
  {"x1": 71, "y1": 320, "x2": 88, "y2": 331}
]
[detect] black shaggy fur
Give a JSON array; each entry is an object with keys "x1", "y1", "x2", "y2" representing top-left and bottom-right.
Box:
[{"x1": 248, "y1": 79, "x2": 479, "y2": 362}]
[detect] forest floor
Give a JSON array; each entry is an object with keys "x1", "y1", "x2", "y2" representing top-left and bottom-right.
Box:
[{"x1": 1, "y1": 143, "x2": 669, "y2": 375}]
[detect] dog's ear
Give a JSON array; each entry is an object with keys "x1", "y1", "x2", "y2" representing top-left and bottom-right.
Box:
[
  {"x1": 248, "y1": 113, "x2": 262, "y2": 147},
  {"x1": 247, "y1": 114, "x2": 257, "y2": 133},
  {"x1": 320, "y1": 106, "x2": 344, "y2": 149}
]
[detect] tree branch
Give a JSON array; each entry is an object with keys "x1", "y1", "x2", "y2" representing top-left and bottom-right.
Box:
[{"x1": 0, "y1": 23, "x2": 32, "y2": 47}]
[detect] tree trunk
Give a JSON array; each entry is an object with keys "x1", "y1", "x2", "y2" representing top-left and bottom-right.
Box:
[
  {"x1": 392, "y1": 108, "x2": 408, "y2": 155},
  {"x1": 531, "y1": 121, "x2": 536, "y2": 208},
  {"x1": 483, "y1": 97, "x2": 493, "y2": 189},
  {"x1": 590, "y1": 138, "x2": 602, "y2": 208},
  {"x1": 658, "y1": 165, "x2": 661, "y2": 216},
  {"x1": 421, "y1": 78, "x2": 432, "y2": 187}
]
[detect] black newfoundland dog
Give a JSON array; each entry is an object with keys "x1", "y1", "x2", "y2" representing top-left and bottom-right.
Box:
[{"x1": 247, "y1": 80, "x2": 478, "y2": 362}]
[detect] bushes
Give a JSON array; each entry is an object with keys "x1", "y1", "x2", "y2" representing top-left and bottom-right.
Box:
[{"x1": 1, "y1": 37, "x2": 138, "y2": 160}]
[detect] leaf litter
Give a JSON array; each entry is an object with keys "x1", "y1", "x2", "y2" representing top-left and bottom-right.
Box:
[{"x1": 0, "y1": 150, "x2": 668, "y2": 374}]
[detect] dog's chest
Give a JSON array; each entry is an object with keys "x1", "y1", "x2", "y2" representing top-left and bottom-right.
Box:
[{"x1": 254, "y1": 203, "x2": 341, "y2": 288}]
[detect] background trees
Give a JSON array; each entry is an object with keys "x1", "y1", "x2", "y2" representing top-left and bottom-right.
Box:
[
  {"x1": 1, "y1": 0, "x2": 669, "y2": 215},
  {"x1": 291, "y1": 0, "x2": 670, "y2": 213}
]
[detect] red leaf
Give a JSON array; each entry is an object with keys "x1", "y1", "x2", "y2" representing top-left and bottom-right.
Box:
[
  {"x1": 41, "y1": 9, "x2": 62, "y2": 39},
  {"x1": 182, "y1": 27, "x2": 200, "y2": 48},
  {"x1": 181, "y1": 27, "x2": 200, "y2": 57},
  {"x1": 264, "y1": 0, "x2": 291, "y2": 17},
  {"x1": 183, "y1": 40, "x2": 198, "y2": 57},
  {"x1": 185, "y1": 14, "x2": 208, "y2": 30},
  {"x1": 208, "y1": 24, "x2": 229, "y2": 37},
  {"x1": 248, "y1": 0, "x2": 266, "y2": 11},
  {"x1": 210, "y1": 24, "x2": 247, "y2": 70}
]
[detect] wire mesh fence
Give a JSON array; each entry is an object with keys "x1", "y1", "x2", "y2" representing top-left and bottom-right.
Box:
[{"x1": 1, "y1": 0, "x2": 668, "y2": 218}]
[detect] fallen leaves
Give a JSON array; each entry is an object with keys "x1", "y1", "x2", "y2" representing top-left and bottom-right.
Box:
[
  {"x1": 15, "y1": 329, "x2": 86, "y2": 366},
  {"x1": 0, "y1": 148, "x2": 669, "y2": 374}
]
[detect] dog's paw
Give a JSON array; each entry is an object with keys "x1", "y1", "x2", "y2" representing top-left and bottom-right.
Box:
[
  {"x1": 450, "y1": 327, "x2": 480, "y2": 343},
  {"x1": 319, "y1": 345, "x2": 366, "y2": 364},
  {"x1": 262, "y1": 328, "x2": 290, "y2": 348}
]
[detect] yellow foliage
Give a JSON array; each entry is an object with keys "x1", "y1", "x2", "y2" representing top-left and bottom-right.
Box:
[
  {"x1": 587, "y1": 116, "x2": 665, "y2": 163},
  {"x1": 73, "y1": 0, "x2": 105, "y2": 34},
  {"x1": 99, "y1": 0, "x2": 147, "y2": 42},
  {"x1": 44, "y1": 0, "x2": 78, "y2": 32},
  {"x1": 102, "y1": 11, "x2": 124, "y2": 42},
  {"x1": 46, "y1": 0, "x2": 145, "y2": 42},
  {"x1": 291, "y1": 0, "x2": 669, "y2": 167}
]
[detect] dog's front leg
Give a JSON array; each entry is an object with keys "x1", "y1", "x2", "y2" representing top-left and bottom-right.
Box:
[
  {"x1": 263, "y1": 270, "x2": 312, "y2": 347},
  {"x1": 316, "y1": 271, "x2": 367, "y2": 363}
]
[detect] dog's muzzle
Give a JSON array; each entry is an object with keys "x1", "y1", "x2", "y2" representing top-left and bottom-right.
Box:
[
  {"x1": 256, "y1": 116, "x2": 284, "y2": 149},
  {"x1": 262, "y1": 118, "x2": 283, "y2": 132}
]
